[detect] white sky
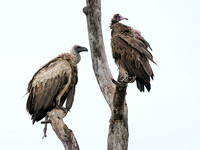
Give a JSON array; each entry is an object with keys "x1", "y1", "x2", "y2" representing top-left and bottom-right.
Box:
[{"x1": 0, "y1": 0, "x2": 200, "y2": 150}]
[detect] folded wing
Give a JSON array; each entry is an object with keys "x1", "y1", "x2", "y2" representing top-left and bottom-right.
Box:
[{"x1": 26, "y1": 55, "x2": 77, "y2": 123}]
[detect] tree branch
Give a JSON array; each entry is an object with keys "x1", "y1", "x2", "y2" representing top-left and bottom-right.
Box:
[
  {"x1": 108, "y1": 83, "x2": 128, "y2": 150},
  {"x1": 83, "y1": 0, "x2": 129, "y2": 149},
  {"x1": 83, "y1": 0, "x2": 115, "y2": 109},
  {"x1": 47, "y1": 109, "x2": 79, "y2": 150}
]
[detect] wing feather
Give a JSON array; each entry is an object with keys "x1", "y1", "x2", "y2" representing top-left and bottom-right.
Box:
[
  {"x1": 117, "y1": 34, "x2": 156, "y2": 64},
  {"x1": 65, "y1": 86, "x2": 76, "y2": 111},
  {"x1": 138, "y1": 36, "x2": 152, "y2": 50}
]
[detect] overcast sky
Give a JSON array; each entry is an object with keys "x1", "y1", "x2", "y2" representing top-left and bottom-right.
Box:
[{"x1": 0, "y1": 0, "x2": 200, "y2": 150}]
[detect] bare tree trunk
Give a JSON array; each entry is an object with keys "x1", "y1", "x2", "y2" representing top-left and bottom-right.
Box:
[
  {"x1": 46, "y1": 109, "x2": 79, "y2": 150},
  {"x1": 83, "y1": 0, "x2": 129, "y2": 149}
]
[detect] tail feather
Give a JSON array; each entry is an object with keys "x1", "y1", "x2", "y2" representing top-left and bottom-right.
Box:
[{"x1": 136, "y1": 78, "x2": 151, "y2": 92}]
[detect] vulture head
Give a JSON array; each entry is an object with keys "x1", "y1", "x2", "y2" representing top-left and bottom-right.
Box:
[
  {"x1": 70, "y1": 45, "x2": 88, "y2": 65},
  {"x1": 111, "y1": 14, "x2": 128, "y2": 25}
]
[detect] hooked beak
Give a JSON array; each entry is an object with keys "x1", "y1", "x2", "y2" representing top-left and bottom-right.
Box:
[
  {"x1": 119, "y1": 16, "x2": 128, "y2": 21},
  {"x1": 77, "y1": 46, "x2": 88, "y2": 53}
]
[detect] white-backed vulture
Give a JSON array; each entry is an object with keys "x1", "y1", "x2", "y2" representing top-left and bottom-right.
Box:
[
  {"x1": 110, "y1": 14, "x2": 156, "y2": 92},
  {"x1": 26, "y1": 45, "x2": 88, "y2": 124}
]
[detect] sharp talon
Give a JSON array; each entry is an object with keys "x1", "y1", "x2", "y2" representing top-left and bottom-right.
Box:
[
  {"x1": 111, "y1": 78, "x2": 127, "y2": 87},
  {"x1": 111, "y1": 78, "x2": 117, "y2": 84}
]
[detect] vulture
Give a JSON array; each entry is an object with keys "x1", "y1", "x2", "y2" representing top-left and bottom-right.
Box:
[
  {"x1": 110, "y1": 14, "x2": 156, "y2": 92},
  {"x1": 26, "y1": 45, "x2": 88, "y2": 124}
]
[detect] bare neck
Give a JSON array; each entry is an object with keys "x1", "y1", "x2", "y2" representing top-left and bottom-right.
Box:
[{"x1": 70, "y1": 51, "x2": 81, "y2": 66}]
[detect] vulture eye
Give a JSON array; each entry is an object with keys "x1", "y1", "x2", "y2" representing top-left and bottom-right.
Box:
[
  {"x1": 77, "y1": 46, "x2": 81, "y2": 49},
  {"x1": 117, "y1": 15, "x2": 121, "y2": 21}
]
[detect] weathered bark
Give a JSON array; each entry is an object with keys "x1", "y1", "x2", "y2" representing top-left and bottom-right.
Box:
[
  {"x1": 108, "y1": 83, "x2": 128, "y2": 150},
  {"x1": 83, "y1": 0, "x2": 129, "y2": 149},
  {"x1": 83, "y1": 0, "x2": 115, "y2": 108},
  {"x1": 46, "y1": 109, "x2": 79, "y2": 150}
]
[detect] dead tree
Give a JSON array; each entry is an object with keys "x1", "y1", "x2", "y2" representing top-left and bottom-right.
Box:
[{"x1": 83, "y1": 0, "x2": 129, "y2": 150}]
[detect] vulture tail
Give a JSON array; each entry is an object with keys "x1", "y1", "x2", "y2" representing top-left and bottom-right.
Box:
[
  {"x1": 136, "y1": 78, "x2": 151, "y2": 92},
  {"x1": 31, "y1": 107, "x2": 50, "y2": 124}
]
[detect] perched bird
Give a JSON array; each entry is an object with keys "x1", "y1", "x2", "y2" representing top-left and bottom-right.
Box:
[
  {"x1": 26, "y1": 45, "x2": 88, "y2": 124},
  {"x1": 110, "y1": 14, "x2": 156, "y2": 92}
]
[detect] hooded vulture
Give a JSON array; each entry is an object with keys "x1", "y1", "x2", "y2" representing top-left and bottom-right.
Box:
[
  {"x1": 110, "y1": 14, "x2": 156, "y2": 92},
  {"x1": 26, "y1": 45, "x2": 88, "y2": 124}
]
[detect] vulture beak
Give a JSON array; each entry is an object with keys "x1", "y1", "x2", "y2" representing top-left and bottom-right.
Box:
[
  {"x1": 119, "y1": 15, "x2": 128, "y2": 21},
  {"x1": 76, "y1": 46, "x2": 88, "y2": 53},
  {"x1": 121, "y1": 16, "x2": 128, "y2": 21}
]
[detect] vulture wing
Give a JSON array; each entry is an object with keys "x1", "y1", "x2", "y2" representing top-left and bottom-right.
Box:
[
  {"x1": 111, "y1": 34, "x2": 154, "y2": 91},
  {"x1": 138, "y1": 36, "x2": 152, "y2": 51},
  {"x1": 118, "y1": 34, "x2": 156, "y2": 64},
  {"x1": 26, "y1": 55, "x2": 77, "y2": 123}
]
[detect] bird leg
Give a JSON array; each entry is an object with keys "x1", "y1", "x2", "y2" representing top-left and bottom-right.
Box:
[
  {"x1": 118, "y1": 65, "x2": 136, "y2": 83},
  {"x1": 118, "y1": 65, "x2": 129, "y2": 83},
  {"x1": 55, "y1": 77, "x2": 71, "y2": 114}
]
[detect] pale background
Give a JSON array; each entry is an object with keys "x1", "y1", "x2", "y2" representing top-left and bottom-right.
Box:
[{"x1": 0, "y1": 0, "x2": 200, "y2": 150}]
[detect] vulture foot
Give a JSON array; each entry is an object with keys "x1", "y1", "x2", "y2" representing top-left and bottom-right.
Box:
[
  {"x1": 55, "y1": 104, "x2": 68, "y2": 114},
  {"x1": 111, "y1": 78, "x2": 127, "y2": 87},
  {"x1": 118, "y1": 73, "x2": 130, "y2": 83},
  {"x1": 118, "y1": 74, "x2": 136, "y2": 83},
  {"x1": 128, "y1": 76, "x2": 136, "y2": 83}
]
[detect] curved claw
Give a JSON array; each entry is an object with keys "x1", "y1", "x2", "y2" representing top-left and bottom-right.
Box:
[{"x1": 111, "y1": 78, "x2": 127, "y2": 87}]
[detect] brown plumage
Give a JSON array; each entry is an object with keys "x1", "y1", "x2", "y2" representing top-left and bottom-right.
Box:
[
  {"x1": 26, "y1": 45, "x2": 88, "y2": 124},
  {"x1": 110, "y1": 14, "x2": 156, "y2": 92}
]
